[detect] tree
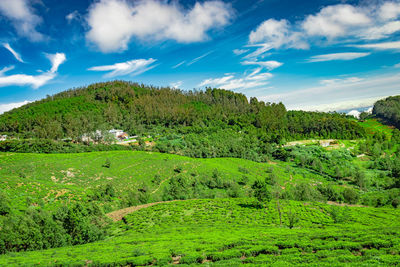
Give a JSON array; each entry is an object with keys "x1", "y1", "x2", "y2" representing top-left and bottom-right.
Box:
[
  {"x1": 286, "y1": 209, "x2": 299, "y2": 229},
  {"x1": 251, "y1": 180, "x2": 271, "y2": 207}
]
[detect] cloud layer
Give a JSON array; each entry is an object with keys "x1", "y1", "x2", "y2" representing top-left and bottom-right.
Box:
[
  {"x1": 88, "y1": 58, "x2": 157, "y2": 78},
  {"x1": 86, "y1": 0, "x2": 233, "y2": 52}
]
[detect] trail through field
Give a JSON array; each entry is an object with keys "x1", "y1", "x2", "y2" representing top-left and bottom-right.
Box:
[
  {"x1": 151, "y1": 176, "x2": 171, "y2": 194},
  {"x1": 106, "y1": 200, "x2": 181, "y2": 221}
]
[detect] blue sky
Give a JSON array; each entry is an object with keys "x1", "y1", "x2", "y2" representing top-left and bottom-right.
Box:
[{"x1": 0, "y1": 0, "x2": 400, "y2": 113}]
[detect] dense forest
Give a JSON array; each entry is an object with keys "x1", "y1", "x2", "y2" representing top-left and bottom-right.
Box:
[
  {"x1": 373, "y1": 95, "x2": 400, "y2": 129},
  {"x1": 0, "y1": 81, "x2": 364, "y2": 143}
]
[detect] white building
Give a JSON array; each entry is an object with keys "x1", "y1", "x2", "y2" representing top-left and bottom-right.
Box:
[{"x1": 0, "y1": 135, "x2": 7, "y2": 141}]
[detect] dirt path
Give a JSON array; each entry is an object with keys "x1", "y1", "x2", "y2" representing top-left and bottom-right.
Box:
[
  {"x1": 151, "y1": 177, "x2": 171, "y2": 194},
  {"x1": 106, "y1": 200, "x2": 180, "y2": 222}
]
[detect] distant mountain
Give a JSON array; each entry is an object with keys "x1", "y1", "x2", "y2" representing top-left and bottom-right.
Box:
[{"x1": 373, "y1": 96, "x2": 400, "y2": 129}]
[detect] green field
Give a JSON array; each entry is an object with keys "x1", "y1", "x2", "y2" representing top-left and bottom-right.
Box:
[
  {"x1": 0, "y1": 117, "x2": 399, "y2": 266},
  {"x1": 1, "y1": 198, "x2": 399, "y2": 266},
  {"x1": 0, "y1": 151, "x2": 341, "y2": 212}
]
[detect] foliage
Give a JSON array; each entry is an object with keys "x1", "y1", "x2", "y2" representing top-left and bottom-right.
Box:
[{"x1": 373, "y1": 95, "x2": 400, "y2": 129}]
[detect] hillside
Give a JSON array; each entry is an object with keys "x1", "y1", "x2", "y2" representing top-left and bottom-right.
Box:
[
  {"x1": 0, "y1": 81, "x2": 365, "y2": 144},
  {"x1": 1, "y1": 198, "x2": 400, "y2": 266},
  {"x1": 0, "y1": 83, "x2": 399, "y2": 265},
  {"x1": 373, "y1": 95, "x2": 400, "y2": 129}
]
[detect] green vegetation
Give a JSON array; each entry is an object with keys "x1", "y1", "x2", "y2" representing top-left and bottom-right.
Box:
[
  {"x1": 1, "y1": 198, "x2": 399, "y2": 266},
  {"x1": 0, "y1": 83, "x2": 398, "y2": 265},
  {"x1": 373, "y1": 95, "x2": 400, "y2": 129}
]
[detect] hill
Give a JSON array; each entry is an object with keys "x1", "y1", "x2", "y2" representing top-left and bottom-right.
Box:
[
  {"x1": 0, "y1": 81, "x2": 364, "y2": 144},
  {"x1": 373, "y1": 95, "x2": 400, "y2": 129}
]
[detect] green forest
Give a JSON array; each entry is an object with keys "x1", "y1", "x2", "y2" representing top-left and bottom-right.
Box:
[{"x1": 0, "y1": 81, "x2": 399, "y2": 266}]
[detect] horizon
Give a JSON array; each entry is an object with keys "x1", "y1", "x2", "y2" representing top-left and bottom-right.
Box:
[{"x1": 1, "y1": 0, "x2": 400, "y2": 113}]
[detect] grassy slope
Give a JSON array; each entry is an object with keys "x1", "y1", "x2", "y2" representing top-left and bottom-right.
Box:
[
  {"x1": 0, "y1": 151, "x2": 336, "y2": 212},
  {"x1": 357, "y1": 119, "x2": 393, "y2": 138},
  {"x1": 1, "y1": 198, "x2": 399, "y2": 266}
]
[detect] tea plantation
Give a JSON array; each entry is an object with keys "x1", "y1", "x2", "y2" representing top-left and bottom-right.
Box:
[{"x1": 1, "y1": 198, "x2": 399, "y2": 266}]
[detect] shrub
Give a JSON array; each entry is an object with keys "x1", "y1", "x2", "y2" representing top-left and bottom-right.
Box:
[{"x1": 102, "y1": 158, "x2": 111, "y2": 168}]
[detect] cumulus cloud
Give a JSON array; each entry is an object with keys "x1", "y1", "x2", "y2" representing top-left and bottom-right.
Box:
[
  {"x1": 0, "y1": 53, "x2": 66, "y2": 89},
  {"x1": 0, "y1": 100, "x2": 30, "y2": 114},
  {"x1": 86, "y1": 0, "x2": 233, "y2": 52},
  {"x1": 302, "y1": 4, "x2": 371, "y2": 38},
  {"x1": 307, "y1": 52, "x2": 370, "y2": 62},
  {"x1": 241, "y1": 60, "x2": 283, "y2": 70},
  {"x1": 379, "y1": 1, "x2": 400, "y2": 20},
  {"x1": 243, "y1": 1, "x2": 400, "y2": 57},
  {"x1": 199, "y1": 68, "x2": 272, "y2": 90},
  {"x1": 88, "y1": 58, "x2": 157, "y2": 78},
  {"x1": 0, "y1": 0, "x2": 44, "y2": 41},
  {"x1": 249, "y1": 19, "x2": 308, "y2": 50},
  {"x1": 2, "y1": 43, "x2": 24, "y2": 62},
  {"x1": 258, "y1": 72, "x2": 400, "y2": 111}
]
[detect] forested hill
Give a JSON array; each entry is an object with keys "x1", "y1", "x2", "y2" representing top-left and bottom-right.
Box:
[
  {"x1": 0, "y1": 81, "x2": 364, "y2": 142},
  {"x1": 373, "y1": 95, "x2": 400, "y2": 129}
]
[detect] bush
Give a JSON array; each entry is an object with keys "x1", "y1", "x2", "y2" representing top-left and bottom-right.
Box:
[
  {"x1": 102, "y1": 158, "x2": 111, "y2": 168},
  {"x1": 343, "y1": 188, "x2": 359, "y2": 204}
]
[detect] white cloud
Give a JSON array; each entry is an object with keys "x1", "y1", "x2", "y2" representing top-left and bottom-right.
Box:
[
  {"x1": 359, "y1": 21, "x2": 400, "y2": 40},
  {"x1": 86, "y1": 0, "x2": 233, "y2": 52},
  {"x1": 354, "y1": 41, "x2": 400, "y2": 50},
  {"x1": 233, "y1": 49, "x2": 249, "y2": 55},
  {"x1": 199, "y1": 68, "x2": 272, "y2": 90},
  {"x1": 241, "y1": 60, "x2": 283, "y2": 70},
  {"x1": 258, "y1": 72, "x2": 400, "y2": 111},
  {"x1": 88, "y1": 58, "x2": 157, "y2": 78},
  {"x1": 249, "y1": 19, "x2": 308, "y2": 49},
  {"x1": 302, "y1": 4, "x2": 371, "y2": 39},
  {"x1": 0, "y1": 0, "x2": 44, "y2": 41},
  {"x1": 319, "y1": 77, "x2": 363, "y2": 86},
  {"x1": 347, "y1": 110, "x2": 361, "y2": 118},
  {"x1": 308, "y1": 52, "x2": 370, "y2": 62},
  {"x1": 379, "y1": 1, "x2": 400, "y2": 20},
  {"x1": 172, "y1": 61, "x2": 186, "y2": 69},
  {"x1": 46, "y1": 53, "x2": 66, "y2": 73},
  {"x1": 0, "y1": 100, "x2": 30, "y2": 114},
  {"x1": 246, "y1": 2, "x2": 400, "y2": 56},
  {"x1": 170, "y1": 81, "x2": 183, "y2": 89},
  {"x1": 2, "y1": 43, "x2": 24, "y2": 62},
  {"x1": 187, "y1": 51, "x2": 213, "y2": 66},
  {"x1": 66, "y1": 10, "x2": 80, "y2": 23},
  {"x1": 0, "y1": 53, "x2": 66, "y2": 89}
]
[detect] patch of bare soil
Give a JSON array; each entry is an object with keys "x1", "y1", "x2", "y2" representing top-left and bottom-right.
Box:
[{"x1": 106, "y1": 200, "x2": 181, "y2": 222}]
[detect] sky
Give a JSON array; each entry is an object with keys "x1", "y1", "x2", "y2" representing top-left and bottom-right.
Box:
[{"x1": 0, "y1": 0, "x2": 400, "y2": 114}]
